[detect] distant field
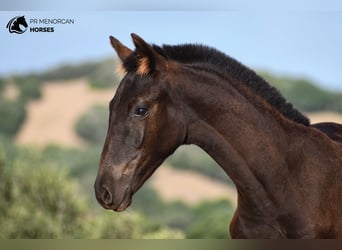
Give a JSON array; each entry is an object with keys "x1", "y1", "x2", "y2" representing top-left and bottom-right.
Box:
[
  {"x1": 307, "y1": 112, "x2": 342, "y2": 124},
  {"x1": 150, "y1": 165, "x2": 237, "y2": 206},
  {"x1": 16, "y1": 79, "x2": 113, "y2": 148}
]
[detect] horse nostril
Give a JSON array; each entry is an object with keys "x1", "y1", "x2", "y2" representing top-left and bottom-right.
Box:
[{"x1": 101, "y1": 186, "x2": 113, "y2": 206}]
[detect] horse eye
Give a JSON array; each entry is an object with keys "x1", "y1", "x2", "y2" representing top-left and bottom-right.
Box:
[{"x1": 134, "y1": 106, "x2": 148, "y2": 117}]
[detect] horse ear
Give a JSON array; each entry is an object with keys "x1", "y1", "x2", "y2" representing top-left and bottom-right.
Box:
[
  {"x1": 109, "y1": 35, "x2": 133, "y2": 62},
  {"x1": 131, "y1": 33, "x2": 167, "y2": 75}
]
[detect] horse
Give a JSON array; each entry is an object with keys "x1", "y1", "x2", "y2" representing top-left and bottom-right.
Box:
[
  {"x1": 6, "y1": 16, "x2": 28, "y2": 34},
  {"x1": 94, "y1": 34, "x2": 342, "y2": 238},
  {"x1": 311, "y1": 122, "x2": 342, "y2": 143}
]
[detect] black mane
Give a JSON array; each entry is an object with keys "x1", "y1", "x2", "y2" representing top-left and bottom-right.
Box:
[
  {"x1": 158, "y1": 44, "x2": 310, "y2": 126},
  {"x1": 125, "y1": 43, "x2": 310, "y2": 126}
]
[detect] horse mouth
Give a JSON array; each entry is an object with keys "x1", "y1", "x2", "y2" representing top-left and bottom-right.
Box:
[{"x1": 113, "y1": 187, "x2": 132, "y2": 212}]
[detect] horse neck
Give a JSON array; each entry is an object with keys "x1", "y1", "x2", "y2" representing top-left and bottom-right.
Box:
[{"x1": 171, "y1": 67, "x2": 301, "y2": 214}]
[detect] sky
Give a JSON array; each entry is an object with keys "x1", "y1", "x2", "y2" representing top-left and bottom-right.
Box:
[{"x1": 1, "y1": 1, "x2": 342, "y2": 90}]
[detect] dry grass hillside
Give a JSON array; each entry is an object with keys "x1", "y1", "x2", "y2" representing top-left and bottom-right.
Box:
[
  {"x1": 308, "y1": 112, "x2": 342, "y2": 124},
  {"x1": 16, "y1": 79, "x2": 114, "y2": 147}
]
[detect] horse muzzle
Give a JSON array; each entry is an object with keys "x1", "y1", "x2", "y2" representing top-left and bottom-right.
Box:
[{"x1": 94, "y1": 178, "x2": 133, "y2": 212}]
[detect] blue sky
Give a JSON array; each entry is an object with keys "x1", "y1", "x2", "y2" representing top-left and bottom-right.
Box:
[{"x1": 1, "y1": 1, "x2": 342, "y2": 90}]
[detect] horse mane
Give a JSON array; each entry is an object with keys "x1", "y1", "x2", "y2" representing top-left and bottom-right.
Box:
[{"x1": 124, "y1": 43, "x2": 310, "y2": 126}]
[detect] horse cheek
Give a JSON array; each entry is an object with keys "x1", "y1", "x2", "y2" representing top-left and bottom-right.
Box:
[
  {"x1": 134, "y1": 129, "x2": 144, "y2": 148},
  {"x1": 132, "y1": 127, "x2": 145, "y2": 148},
  {"x1": 127, "y1": 124, "x2": 145, "y2": 149}
]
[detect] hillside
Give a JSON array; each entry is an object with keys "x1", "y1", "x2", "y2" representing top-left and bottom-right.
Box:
[
  {"x1": 308, "y1": 112, "x2": 342, "y2": 124},
  {"x1": 16, "y1": 79, "x2": 113, "y2": 147}
]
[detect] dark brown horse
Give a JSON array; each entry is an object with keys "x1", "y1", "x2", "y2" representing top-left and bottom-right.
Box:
[
  {"x1": 94, "y1": 34, "x2": 342, "y2": 238},
  {"x1": 311, "y1": 122, "x2": 342, "y2": 143}
]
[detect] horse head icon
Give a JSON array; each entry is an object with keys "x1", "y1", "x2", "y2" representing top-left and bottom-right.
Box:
[{"x1": 6, "y1": 16, "x2": 28, "y2": 34}]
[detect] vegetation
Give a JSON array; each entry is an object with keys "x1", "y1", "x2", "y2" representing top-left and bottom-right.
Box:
[
  {"x1": 0, "y1": 58, "x2": 119, "y2": 137},
  {"x1": 0, "y1": 136, "x2": 235, "y2": 238},
  {"x1": 2, "y1": 58, "x2": 120, "y2": 91},
  {"x1": 0, "y1": 138, "x2": 184, "y2": 239},
  {"x1": 88, "y1": 58, "x2": 121, "y2": 89},
  {"x1": 186, "y1": 200, "x2": 234, "y2": 238},
  {"x1": 132, "y1": 186, "x2": 234, "y2": 238},
  {"x1": 0, "y1": 99, "x2": 26, "y2": 136},
  {"x1": 167, "y1": 145, "x2": 233, "y2": 185},
  {"x1": 75, "y1": 105, "x2": 109, "y2": 144},
  {"x1": 260, "y1": 71, "x2": 342, "y2": 113},
  {"x1": 13, "y1": 75, "x2": 42, "y2": 101}
]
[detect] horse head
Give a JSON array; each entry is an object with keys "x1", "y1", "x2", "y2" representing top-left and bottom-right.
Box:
[
  {"x1": 7, "y1": 16, "x2": 28, "y2": 34},
  {"x1": 17, "y1": 16, "x2": 28, "y2": 28},
  {"x1": 94, "y1": 34, "x2": 187, "y2": 211}
]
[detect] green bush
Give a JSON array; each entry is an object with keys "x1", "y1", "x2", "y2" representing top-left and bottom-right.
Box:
[
  {"x1": 0, "y1": 77, "x2": 5, "y2": 91},
  {"x1": 0, "y1": 76, "x2": 40, "y2": 138},
  {"x1": 260, "y1": 71, "x2": 342, "y2": 113},
  {"x1": 131, "y1": 184, "x2": 234, "y2": 239},
  {"x1": 13, "y1": 75, "x2": 42, "y2": 101},
  {"x1": 42, "y1": 145, "x2": 101, "y2": 177},
  {"x1": 159, "y1": 201, "x2": 193, "y2": 231},
  {"x1": 75, "y1": 105, "x2": 108, "y2": 144},
  {"x1": 0, "y1": 142, "x2": 184, "y2": 239},
  {"x1": 0, "y1": 99, "x2": 26, "y2": 136},
  {"x1": 166, "y1": 145, "x2": 233, "y2": 185},
  {"x1": 37, "y1": 58, "x2": 120, "y2": 89},
  {"x1": 89, "y1": 58, "x2": 121, "y2": 89},
  {"x1": 132, "y1": 185, "x2": 165, "y2": 217},
  {"x1": 186, "y1": 199, "x2": 234, "y2": 238},
  {"x1": 40, "y1": 62, "x2": 97, "y2": 82},
  {"x1": 0, "y1": 148, "x2": 91, "y2": 238}
]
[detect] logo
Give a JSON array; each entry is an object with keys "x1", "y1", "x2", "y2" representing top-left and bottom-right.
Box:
[
  {"x1": 6, "y1": 15, "x2": 75, "y2": 34},
  {"x1": 6, "y1": 16, "x2": 28, "y2": 34}
]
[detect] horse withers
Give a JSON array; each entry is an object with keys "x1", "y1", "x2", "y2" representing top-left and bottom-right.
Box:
[{"x1": 94, "y1": 34, "x2": 342, "y2": 238}]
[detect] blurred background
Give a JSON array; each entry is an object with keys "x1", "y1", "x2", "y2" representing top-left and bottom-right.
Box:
[{"x1": 1, "y1": 1, "x2": 342, "y2": 238}]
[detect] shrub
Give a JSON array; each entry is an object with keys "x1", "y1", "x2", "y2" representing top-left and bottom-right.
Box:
[
  {"x1": 0, "y1": 77, "x2": 5, "y2": 91},
  {"x1": 166, "y1": 145, "x2": 233, "y2": 185},
  {"x1": 75, "y1": 105, "x2": 108, "y2": 144},
  {"x1": 159, "y1": 201, "x2": 193, "y2": 231},
  {"x1": 0, "y1": 148, "x2": 90, "y2": 238},
  {"x1": 260, "y1": 71, "x2": 342, "y2": 113},
  {"x1": 185, "y1": 199, "x2": 234, "y2": 238},
  {"x1": 0, "y1": 142, "x2": 184, "y2": 238},
  {"x1": 13, "y1": 75, "x2": 42, "y2": 101},
  {"x1": 0, "y1": 99, "x2": 26, "y2": 136},
  {"x1": 40, "y1": 62, "x2": 97, "y2": 81},
  {"x1": 89, "y1": 58, "x2": 121, "y2": 89}
]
